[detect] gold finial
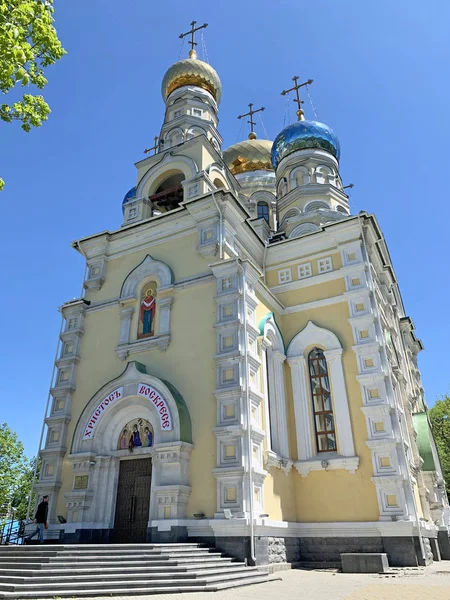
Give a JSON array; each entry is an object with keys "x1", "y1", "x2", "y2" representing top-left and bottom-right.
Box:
[
  {"x1": 179, "y1": 21, "x2": 208, "y2": 58},
  {"x1": 237, "y1": 103, "x2": 265, "y2": 139},
  {"x1": 281, "y1": 76, "x2": 314, "y2": 122}
]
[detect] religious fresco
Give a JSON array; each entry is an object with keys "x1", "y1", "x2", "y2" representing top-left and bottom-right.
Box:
[
  {"x1": 117, "y1": 418, "x2": 154, "y2": 452},
  {"x1": 138, "y1": 281, "x2": 157, "y2": 338}
]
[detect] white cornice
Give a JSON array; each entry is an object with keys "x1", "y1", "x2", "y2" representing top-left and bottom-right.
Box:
[{"x1": 283, "y1": 293, "x2": 346, "y2": 314}]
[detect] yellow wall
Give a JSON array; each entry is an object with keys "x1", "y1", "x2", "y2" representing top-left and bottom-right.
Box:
[
  {"x1": 280, "y1": 302, "x2": 380, "y2": 522},
  {"x1": 58, "y1": 274, "x2": 219, "y2": 519},
  {"x1": 84, "y1": 232, "x2": 206, "y2": 305}
]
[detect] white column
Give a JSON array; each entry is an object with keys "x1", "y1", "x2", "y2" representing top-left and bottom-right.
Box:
[
  {"x1": 119, "y1": 306, "x2": 134, "y2": 344},
  {"x1": 273, "y1": 350, "x2": 289, "y2": 458},
  {"x1": 157, "y1": 296, "x2": 174, "y2": 335},
  {"x1": 261, "y1": 341, "x2": 273, "y2": 452},
  {"x1": 287, "y1": 356, "x2": 314, "y2": 461},
  {"x1": 324, "y1": 348, "x2": 355, "y2": 457}
]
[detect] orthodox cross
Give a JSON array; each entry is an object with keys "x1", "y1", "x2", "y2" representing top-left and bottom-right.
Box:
[
  {"x1": 144, "y1": 136, "x2": 159, "y2": 155},
  {"x1": 179, "y1": 21, "x2": 208, "y2": 54},
  {"x1": 281, "y1": 76, "x2": 314, "y2": 121},
  {"x1": 237, "y1": 103, "x2": 265, "y2": 139}
]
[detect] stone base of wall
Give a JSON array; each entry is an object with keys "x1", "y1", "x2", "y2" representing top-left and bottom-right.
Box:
[
  {"x1": 57, "y1": 527, "x2": 436, "y2": 569},
  {"x1": 438, "y1": 530, "x2": 450, "y2": 560}
]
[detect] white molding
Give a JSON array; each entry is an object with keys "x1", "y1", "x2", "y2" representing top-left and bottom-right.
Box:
[
  {"x1": 283, "y1": 294, "x2": 346, "y2": 314},
  {"x1": 115, "y1": 334, "x2": 171, "y2": 360},
  {"x1": 295, "y1": 455, "x2": 359, "y2": 477}
]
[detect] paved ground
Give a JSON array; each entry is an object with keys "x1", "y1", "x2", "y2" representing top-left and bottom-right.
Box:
[{"x1": 91, "y1": 561, "x2": 450, "y2": 600}]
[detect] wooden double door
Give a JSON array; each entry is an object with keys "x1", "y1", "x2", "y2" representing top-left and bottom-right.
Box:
[{"x1": 113, "y1": 458, "x2": 152, "y2": 543}]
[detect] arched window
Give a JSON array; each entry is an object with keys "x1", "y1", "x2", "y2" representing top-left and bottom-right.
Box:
[
  {"x1": 257, "y1": 201, "x2": 270, "y2": 223},
  {"x1": 308, "y1": 347, "x2": 336, "y2": 452}
]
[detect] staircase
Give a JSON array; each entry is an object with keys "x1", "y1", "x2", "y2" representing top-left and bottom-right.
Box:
[{"x1": 0, "y1": 543, "x2": 270, "y2": 598}]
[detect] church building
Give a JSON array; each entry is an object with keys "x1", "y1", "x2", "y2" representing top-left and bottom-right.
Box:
[{"x1": 33, "y1": 24, "x2": 450, "y2": 567}]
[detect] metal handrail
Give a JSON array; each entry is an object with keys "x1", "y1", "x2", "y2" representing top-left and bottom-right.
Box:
[{"x1": 0, "y1": 519, "x2": 29, "y2": 545}]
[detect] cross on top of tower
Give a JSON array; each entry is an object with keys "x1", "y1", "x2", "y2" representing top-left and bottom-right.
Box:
[
  {"x1": 237, "y1": 103, "x2": 265, "y2": 140},
  {"x1": 281, "y1": 76, "x2": 314, "y2": 121},
  {"x1": 144, "y1": 136, "x2": 159, "y2": 155},
  {"x1": 179, "y1": 21, "x2": 208, "y2": 59}
]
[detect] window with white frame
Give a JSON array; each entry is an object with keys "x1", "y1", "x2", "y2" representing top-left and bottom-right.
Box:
[
  {"x1": 278, "y1": 268, "x2": 292, "y2": 284},
  {"x1": 317, "y1": 257, "x2": 333, "y2": 273},
  {"x1": 192, "y1": 108, "x2": 202, "y2": 117},
  {"x1": 221, "y1": 276, "x2": 234, "y2": 291},
  {"x1": 298, "y1": 263, "x2": 312, "y2": 279},
  {"x1": 286, "y1": 321, "x2": 357, "y2": 474}
]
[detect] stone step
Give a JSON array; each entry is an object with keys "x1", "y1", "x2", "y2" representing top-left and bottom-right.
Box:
[
  {"x1": 0, "y1": 569, "x2": 267, "y2": 592},
  {"x1": 0, "y1": 565, "x2": 251, "y2": 585},
  {"x1": 0, "y1": 556, "x2": 235, "y2": 569},
  {"x1": 0, "y1": 575, "x2": 270, "y2": 598},
  {"x1": 0, "y1": 547, "x2": 216, "y2": 557},
  {"x1": 0, "y1": 561, "x2": 244, "y2": 577},
  {"x1": 0, "y1": 551, "x2": 223, "y2": 563}
]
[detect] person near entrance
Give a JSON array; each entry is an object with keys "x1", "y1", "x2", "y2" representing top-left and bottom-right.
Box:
[{"x1": 25, "y1": 496, "x2": 49, "y2": 544}]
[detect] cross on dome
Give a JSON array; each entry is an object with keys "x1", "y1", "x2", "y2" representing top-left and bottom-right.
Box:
[
  {"x1": 237, "y1": 103, "x2": 265, "y2": 140},
  {"x1": 281, "y1": 76, "x2": 314, "y2": 121},
  {"x1": 179, "y1": 20, "x2": 208, "y2": 59}
]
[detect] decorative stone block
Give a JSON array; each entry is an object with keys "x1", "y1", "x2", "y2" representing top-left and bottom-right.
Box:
[{"x1": 341, "y1": 552, "x2": 389, "y2": 573}]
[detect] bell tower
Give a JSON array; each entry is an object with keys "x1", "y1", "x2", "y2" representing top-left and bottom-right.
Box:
[{"x1": 272, "y1": 76, "x2": 350, "y2": 239}]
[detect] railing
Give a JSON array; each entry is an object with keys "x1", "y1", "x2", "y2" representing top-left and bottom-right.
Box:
[{"x1": 0, "y1": 519, "x2": 29, "y2": 545}]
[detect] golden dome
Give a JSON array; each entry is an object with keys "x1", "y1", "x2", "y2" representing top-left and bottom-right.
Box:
[
  {"x1": 161, "y1": 53, "x2": 222, "y2": 104},
  {"x1": 223, "y1": 138, "x2": 273, "y2": 175}
]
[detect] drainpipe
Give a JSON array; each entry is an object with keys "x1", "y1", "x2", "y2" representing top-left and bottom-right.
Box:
[
  {"x1": 359, "y1": 216, "x2": 426, "y2": 562},
  {"x1": 211, "y1": 190, "x2": 223, "y2": 260},
  {"x1": 27, "y1": 311, "x2": 65, "y2": 520},
  {"x1": 242, "y1": 261, "x2": 256, "y2": 565}
]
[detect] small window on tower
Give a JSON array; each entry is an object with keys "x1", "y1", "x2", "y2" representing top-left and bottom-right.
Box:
[
  {"x1": 257, "y1": 201, "x2": 270, "y2": 223},
  {"x1": 193, "y1": 108, "x2": 202, "y2": 117},
  {"x1": 173, "y1": 109, "x2": 182, "y2": 119}
]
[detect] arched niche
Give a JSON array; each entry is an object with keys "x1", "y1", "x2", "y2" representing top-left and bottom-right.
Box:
[
  {"x1": 68, "y1": 362, "x2": 193, "y2": 525},
  {"x1": 117, "y1": 255, "x2": 175, "y2": 358},
  {"x1": 287, "y1": 320, "x2": 341, "y2": 358},
  {"x1": 290, "y1": 223, "x2": 320, "y2": 238},
  {"x1": 71, "y1": 361, "x2": 192, "y2": 455},
  {"x1": 121, "y1": 254, "x2": 174, "y2": 300},
  {"x1": 136, "y1": 153, "x2": 198, "y2": 200}
]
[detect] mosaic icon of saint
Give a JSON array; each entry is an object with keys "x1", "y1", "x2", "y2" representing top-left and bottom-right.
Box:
[
  {"x1": 128, "y1": 423, "x2": 142, "y2": 452},
  {"x1": 140, "y1": 287, "x2": 156, "y2": 337},
  {"x1": 119, "y1": 428, "x2": 128, "y2": 450},
  {"x1": 144, "y1": 426, "x2": 153, "y2": 447}
]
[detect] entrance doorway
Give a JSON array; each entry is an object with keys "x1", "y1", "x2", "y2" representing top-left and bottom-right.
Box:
[{"x1": 113, "y1": 458, "x2": 152, "y2": 543}]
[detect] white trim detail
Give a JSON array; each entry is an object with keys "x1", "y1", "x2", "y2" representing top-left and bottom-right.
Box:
[
  {"x1": 287, "y1": 321, "x2": 358, "y2": 476},
  {"x1": 260, "y1": 315, "x2": 290, "y2": 466}
]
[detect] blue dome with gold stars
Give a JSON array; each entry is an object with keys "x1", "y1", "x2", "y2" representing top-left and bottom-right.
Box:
[
  {"x1": 271, "y1": 120, "x2": 340, "y2": 168},
  {"x1": 122, "y1": 186, "x2": 137, "y2": 212}
]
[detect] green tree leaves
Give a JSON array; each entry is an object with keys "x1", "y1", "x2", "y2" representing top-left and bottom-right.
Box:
[
  {"x1": 0, "y1": 0, "x2": 66, "y2": 190},
  {"x1": 429, "y1": 396, "x2": 450, "y2": 499},
  {"x1": 0, "y1": 423, "x2": 29, "y2": 516}
]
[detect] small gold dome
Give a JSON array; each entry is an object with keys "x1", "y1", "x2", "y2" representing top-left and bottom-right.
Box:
[
  {"x1": 161, "y1": 55, "x2": 222, "y2": 104},
  {"x1": 223, "y1": 139, "x2": 273, "y2": 175}
]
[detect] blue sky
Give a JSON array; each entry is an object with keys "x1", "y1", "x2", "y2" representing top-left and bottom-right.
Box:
[{"x1": 1, "y1": 0, "x2": 449, "y2": 457}]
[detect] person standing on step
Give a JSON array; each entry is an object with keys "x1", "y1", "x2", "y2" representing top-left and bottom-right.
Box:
[{"x1": 25, "y1": 495, "x2": 49, "y2": 544}]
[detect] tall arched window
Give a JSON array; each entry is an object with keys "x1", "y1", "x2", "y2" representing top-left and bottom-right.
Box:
[
  {"x1": 308, "y1": 347, "x2": 336, "y2": 452},
  {"x1": 257, "y1": 201, "x2": 270, "y2": 223}
]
